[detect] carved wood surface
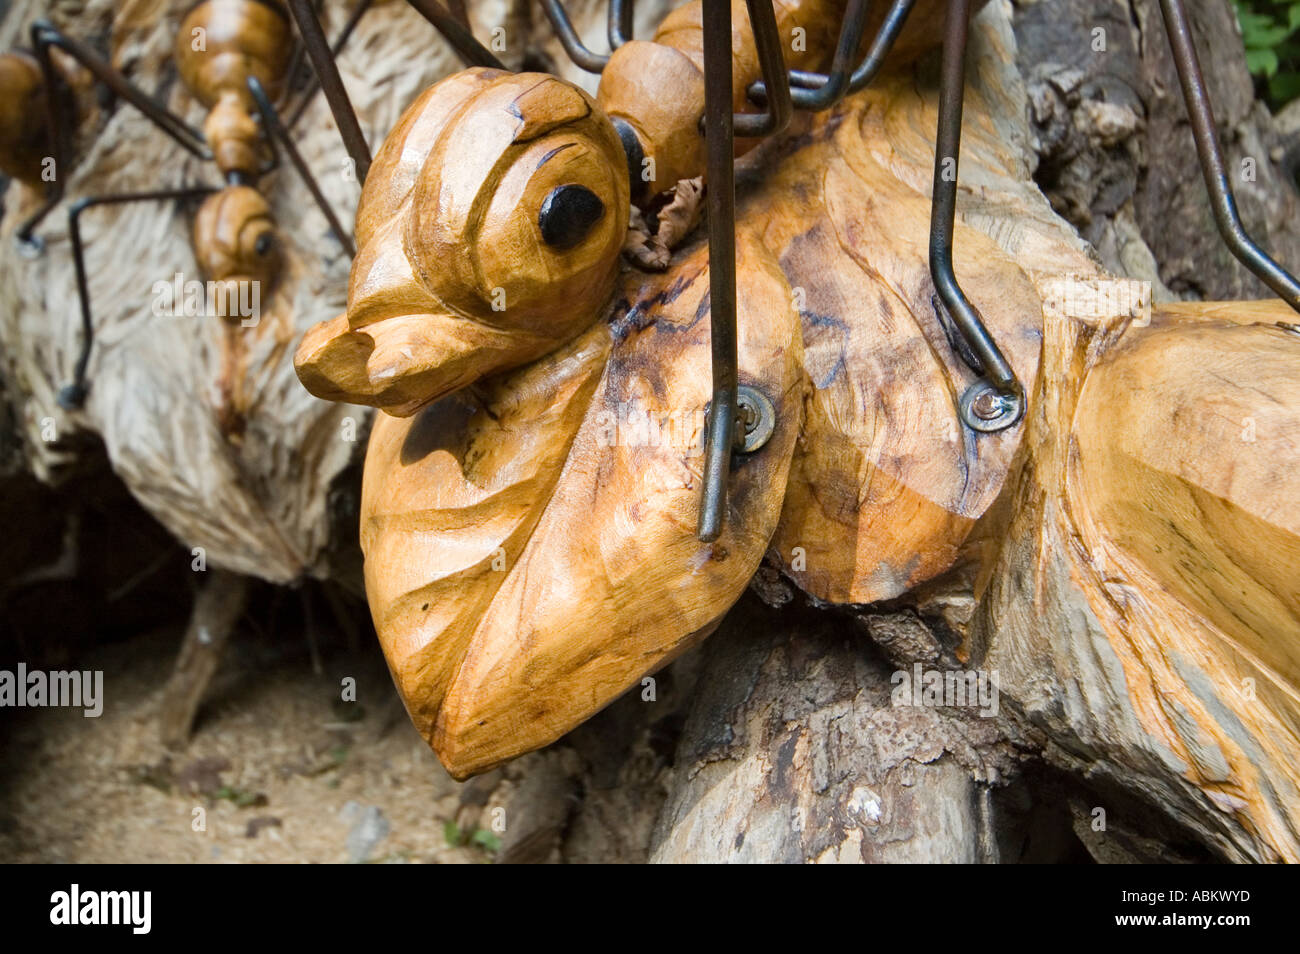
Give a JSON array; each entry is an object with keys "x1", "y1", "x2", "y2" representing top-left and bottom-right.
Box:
[
  {"x1": 974, "y1": 298, "x2": 1300, "y2": 862},
  {"x1": 302, "y1": 0, "x2": 1103, "y2": 777}
]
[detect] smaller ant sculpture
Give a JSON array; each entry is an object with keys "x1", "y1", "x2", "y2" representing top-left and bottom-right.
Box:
[{"x1": 0, "y1": 0, "x2": 361, "y2": 433}]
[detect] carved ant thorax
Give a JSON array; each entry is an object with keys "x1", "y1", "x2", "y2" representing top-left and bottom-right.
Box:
[
  {"x1": 295, "y1": 70, "x2": 629, "y2": 415},
  {"x1": 177, "y1": 0, "x2": 292, "y2": 299}
]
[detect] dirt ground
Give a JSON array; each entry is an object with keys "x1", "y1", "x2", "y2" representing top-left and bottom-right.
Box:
[{"x1": 0, "y1": 622, "x2": 494, "y2": 864}]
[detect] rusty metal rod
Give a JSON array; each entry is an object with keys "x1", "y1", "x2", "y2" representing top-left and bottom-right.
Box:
[
  {"x1": 928, "y1": 0, "x2": 1019, "y2": 398},
  {"x1": 61, "y1": 187, "x2": 217, "y2": 409},
  {"x1": 248, "y1": 77, "x2": 355, "y2": 257},
  {"x1": 733, "y1": 0, "x2": 793, "y2": 138},
  {"x1": 609, "y1": 0, "x2": 634, "y2": 50},
  {"x1": 286, "y1": 0, "x2": 372, "y2": 183},
  {"x1": 778, "y1": 0, "x2": 916, "y2": 105},
  {"x1": 286, "y1": 0, "x2": 378, "y2": 131},
  {"x1": 542, "y1": 0, "x2": 610, "y2": 73},
  {"x1": 1157, "y1": 0, "x2": 1300, "y2": 311},
  {"x1": 698, "y1": 0, "x2": 739, "y2": 543},
  {"x1": 405, "y1": 0, "x2": 506, "y2": 69}
]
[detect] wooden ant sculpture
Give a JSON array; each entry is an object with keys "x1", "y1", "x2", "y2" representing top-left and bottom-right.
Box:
[
  {"x1": 282, "y1": 0, "x2": 1300, "y2": 859},
  {"x1": 0, "y1": 0, "x2": 355, "y2": 435}
]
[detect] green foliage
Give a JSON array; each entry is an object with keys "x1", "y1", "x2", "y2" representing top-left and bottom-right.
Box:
[
  {"x1": 442, "y1": 819, "x2": 502, "y2": 855},
  {"x1": 1235, "y1": 0, "x2": 1300, "y2": 107}
]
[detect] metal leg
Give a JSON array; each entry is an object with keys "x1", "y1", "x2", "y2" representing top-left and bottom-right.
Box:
[
  {"x1": 18, "y1": 21, "x2": 211, "y2": 245},
  {"x1": 286, "y1": 0, "x2": 373, "y2": 183},
  {"x1": 60, "y1": 188, "x2": 216, "y2": 409},
  {"x1": 446, "y1": 0, "x2": 471, "y2": 28},
  {"x1": 697, "y1": 0, "x2": 782, "y2": 542},
  {"x1": 286, "y1": 0, "x2": 378, "y2": 131},
  {"x1": 542, "y1": 0, "x2": 610, "y2": 73},
  {"x1": 608, "y1": 0, "x2": 634, "y2": 50},
  {"x1": 929, "y1": 0, "x2": 1022, "y2": 432},
  {"x1": 733, "y1": 0, "x2": 793, "y2": 138},
  {"x1": 698, "y1": 0, "x2": 737, "y2": 542},
  {"x1": 759, "y1": 0, "x2": 917, "y2": 104},
  {"x1": 1158, "y1": 0, "x2": 1300, "y2": 311},
  {"x1": 248, "y1": 77, "x2": 356, "y2": 257},
  {"x1": 790, "y1": 0, "x2": 870, "y2": 111},
  {"x1": 404, "y1": 0, "x2": 507, "y2": 69}
]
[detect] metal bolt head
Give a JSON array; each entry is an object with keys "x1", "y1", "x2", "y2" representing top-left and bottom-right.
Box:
[
  {"x1": 959, "y1": 380, "x2": 1024, "y2": 433},
  {"x1": 734, "y1": 385, "x2": 775, "y2": 453},
  {"x1": 971, "y1": 389, "x2": 1003, "y2": 421}
]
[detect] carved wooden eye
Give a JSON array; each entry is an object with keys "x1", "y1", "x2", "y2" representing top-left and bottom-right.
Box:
[
  {"x1": 404, "y1": 74, "x2": 631, "y2": 334},
  {"x1": 539, "y1": 184, "x2": 605, "y2": 250}
]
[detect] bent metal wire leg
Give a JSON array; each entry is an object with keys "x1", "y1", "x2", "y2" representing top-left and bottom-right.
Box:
[
  {"x1": 929, "y1": 0, "x2": 1023, "y2": 432},
  {"x1": 247, "y1": 76, "x2": 356, "y2": 257},
  {"x1": 697, "y1": 0, "x2": 788, "y2": 541},
  {"x1": 286, "y1": 0, "x2": 505, "y2": 186},
  {"x1": 749, "y1": 0, "x2": 915, "y2": 107},
  {"x1": 60, "y1": 188, "x2": 217, "y2": 409},
  {"x1": 542, "y1": 0, "x2": 611, "y2": 73},
  {"x1": 1157, "y1": 0, "x2": 1300, "y2": 311},
  {"x1": 19, "y1": 20, "x2": 211, "y2": 246}
]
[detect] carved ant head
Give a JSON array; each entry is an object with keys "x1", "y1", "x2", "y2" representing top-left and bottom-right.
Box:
[
  {"x1": 193, "y1": 184, "x2": 281, "y2": 316},
  {"x1": 294, "y1": 69, "x2": 630, "y2": 416}
]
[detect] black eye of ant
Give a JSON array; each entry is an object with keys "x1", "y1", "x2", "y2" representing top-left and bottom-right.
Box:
[
  {"x1": 255, "y1": 233, "x2": 275, "y2": 257},
  {"x1": 538, "y1": 185, "x2": 605, "y2": 250}
]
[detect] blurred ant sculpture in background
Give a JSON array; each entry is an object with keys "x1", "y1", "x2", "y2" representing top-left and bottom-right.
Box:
[{"x1": 0, "y1": 0, "x2": 358, "y2": 433}]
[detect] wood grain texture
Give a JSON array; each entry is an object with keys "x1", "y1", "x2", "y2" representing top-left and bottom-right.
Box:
[
  {"x1": 972, "y1": 298, "x2": 1300, "y2": 862},
  {"x1": 751, "y1": 11, "x2": 1098, "y2": 604},
  {"x1": 362, "y1": 231, "x2": 804, "y2": 778},
  {"x1": 648, "y1": 595, "x2": 1021, "y2": 862},
  {"x1": 310, "y1": 3, "x2": 1101, "y2": 777}
]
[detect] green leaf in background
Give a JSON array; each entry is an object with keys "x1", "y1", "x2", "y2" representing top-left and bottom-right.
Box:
[
  {"x1": 1236, "y1": 0, "x2": 1300, "y2": 109},
  {"x1": 1248, "y1": 46, "x2": 1281, "y2": 76},
  {"x1": 1271, "y1": 69, "x2": 1300, "y2": 101}
]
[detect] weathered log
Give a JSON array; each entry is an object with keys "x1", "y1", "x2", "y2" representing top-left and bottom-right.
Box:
[
  {"x1": 971, "y1": 297, "x2": 1300, "y2": 863},
  {"x1": 648, "y1": 595, "x2": 1022, "y2": 863}
]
